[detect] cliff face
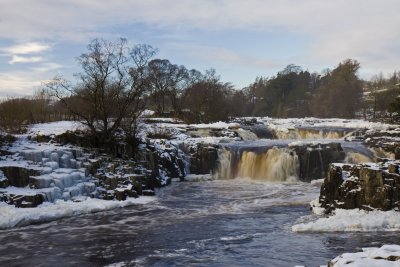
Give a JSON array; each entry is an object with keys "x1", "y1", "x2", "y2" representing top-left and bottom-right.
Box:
[
  {"x1": 293, "y1": 143, "x2": 346, "y2": 182},
  {"x1": 320, "y1": 161, "x2": 400, "y2": 213}
]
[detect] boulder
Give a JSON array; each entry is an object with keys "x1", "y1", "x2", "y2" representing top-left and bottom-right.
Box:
[
  {"x1": 189, "y1": 144, "x2": 219, "y2": 174},
  {"x1": 0, "y1": 192, "x2": 45, "y2": 208},
  {"x1": 0, "y1": 167, "x2": 41, "y2": 187},
  {"x1": 319, "y1": 161, "x2": 400, "y2": 212}
]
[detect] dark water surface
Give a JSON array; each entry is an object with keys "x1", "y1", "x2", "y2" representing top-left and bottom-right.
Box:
[{"x1": 0, "y1": 179, "x2": 399, "y2": 267}]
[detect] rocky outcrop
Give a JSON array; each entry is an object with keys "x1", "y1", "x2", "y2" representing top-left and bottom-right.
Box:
[
  {"x1": 94, "y1": 159, "x2": 150, "y2": 201},
  {"x1": 136, "y1": 141, "x2": 187, "y2": 186},
  {"x1": 319, "y1": 161, "x2": 400, "y2": 213},
  {"x1": 0, "y1": 166, "x2": 41, "y2": 187},
  {"x1": 186, "y1": 144, "x2": 219, "y2": 175},
  {"x1": 0, "y1": 192, "x2": 45, "y2": 208},
  {"x1": 0, "y1": 134, "x2": 16, "y2": 147},
  {"x1": 293, "y1": 143, "x2": 346, "y2": 182},
  {"x1": 363, "y1": 127, "x2": 400, "y2": 159}
]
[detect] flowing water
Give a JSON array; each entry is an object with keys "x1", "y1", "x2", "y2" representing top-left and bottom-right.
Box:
[
  {"x1": 0, "y1": 127, "x2": 394, "y2": 266},
  {"x1": 1, "y1": 179, "x2": 400, "y2": 267}
]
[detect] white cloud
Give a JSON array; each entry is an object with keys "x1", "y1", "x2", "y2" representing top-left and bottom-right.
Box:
[
  {"x1": 9, "y1": 55, "x2": 44, "y2": 64},
  {"x1": 0, "y1": 1, "x2": 398, "y2": 67},
  {"x1": 0, "y1": 72, "x2": 42, "y2": 97},
  {"x1": 0, "y1": 42, "x2": 52, "y2": 66},
  {"x1": 170, "y1": 43, "x2": 279, "y2": 70},
  {"x1": 1, "y1": 42, "x2": 50, "y2": 55},
  {"x1": 0, "y1": 0, "x2": 399, "y2": 92},
  {"x1": 32, "y1": 62, "x2": 63, "y2": 72},
  {"x1": 0, "y1": 63, "x2": 64, "y2": 97}
]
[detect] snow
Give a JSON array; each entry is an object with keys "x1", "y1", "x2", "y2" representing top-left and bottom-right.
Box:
[
  {"x1": 28, "y1": 121, "x2": 85, "y2": 136},
  {"x1": 309, "y1": 198, "x2": 325, "y2": 215},
  {"x1": 191, "y1": 121, "x2": 240, "y2": 129},
  {"x1": 140, "y1": 109, "x2": 155, "y2": 116},
  {"x1": 292, "y1": 209, "x2": 400, "y2": 232},
  {"x1": 260, "y1": 117, "x2": 393, "y2": 131},
  {"x1": 329, "y1": 245, "x2": 400, "y2": 267},
  {"x1": 0, "y1": 196, "x2": 156, "y2": 229}
]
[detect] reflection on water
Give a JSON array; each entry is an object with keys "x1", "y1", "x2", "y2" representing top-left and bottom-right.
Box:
[{"x1": 0, "y1": 179, "x2": 399, "y2": 267}]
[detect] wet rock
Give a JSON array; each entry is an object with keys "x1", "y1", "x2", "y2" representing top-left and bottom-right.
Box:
[
  {"x1": 189, "y1": 144, "x2": 219, "y2": 175},
  {"x1": 293, "y1": 143, "x2": 346, "y2": 182},
  {"x1": 364, "y1": 128, "x2": 400, "y2": 158},
  {"x1": 125, "y1": 188, "x2": 138, "y2": 198},
  {"x1": 389, "y1": 164, "x2": 399, "y2": 174},
  {"x1": 0, "y1": 134, "x2": 16, "y2": 147},
  {"x1": 0, "y1": 167, "x2": 41, "y2": 187},
  {"x1": 396, "y1": 147, "x2": 400, "y2": 160},
  {"x1": 100, "y1": 189, "x2": 115, "y2": 200},
  {"x1": 95, "y1": 173, "x2": 118, "y2": 190},
  {"x1": 320, "y1": 161, "x2": 400, "y2": 212},
  {"x1": 0, "y1": 192, "x2": 45, "y2": 208},
  {"x1": 136, "y1": 141, "x2": 186, "y2": 186},
  {"x1": 33, "y1": 135, "x2": 52, "y2": 143},
  {"x1": 0, "y1": 178, "x2": 9, "y2": 188},
  {"x1": 142, "y1": 189, "x2": 155, "y2": 196},
  {"x1": 125, "y1": 174, "x2": 144, "y2": 195},
  {"x1": 114, "y1": 189, "x2": 126, "y2": 201}
]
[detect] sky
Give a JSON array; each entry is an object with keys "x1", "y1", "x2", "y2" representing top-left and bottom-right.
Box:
[{"x1": 0, "y1": 0, "x2": 399, "y2": 97}]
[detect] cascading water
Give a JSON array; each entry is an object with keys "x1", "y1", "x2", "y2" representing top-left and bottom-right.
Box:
[
  {"x1": 269, "y1": 127, "x2": 353, "y2": 140},
  {"x1": 237, "y1": 148, "x2": 299, "y2": 181},
  {"x1": 216, "y1": 147, "x2": 299, "y2": 181},
  {"x1": 216, "y1": 148, "x2": 233, "y2": 180},
  {"x1": 235, "y1": 128, "x2": 259, "y2": 140},
  {"x1": 344, "y1": 152, "x2": 372, "y2": 164},
  {"x1": 213, "y1": 123, "x2": 373, "y2": 182}
]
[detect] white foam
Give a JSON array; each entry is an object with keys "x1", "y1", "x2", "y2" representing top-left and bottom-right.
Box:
[
  {"x1": 0, "y1": 196, "x2": 157, "y2": 229},
  {"x1": 184, "y1": 174, "x2": 213, "y2": 182},
  {"x1": 292, "y1": 209, "x2": 400, "y2": 232}
]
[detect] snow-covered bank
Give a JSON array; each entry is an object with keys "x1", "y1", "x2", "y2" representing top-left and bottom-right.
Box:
[
  {"x1": 0, "y1": 196, "x2": 156, "y2": 230},
  {"x1": 259, "y1": 117, "x2": 393, "y2": 132},
  {"x1": 292, "y1": 209, "x2": 400, "y2": 232},
  {"x1": 28, "y1": 121, "x2": 86, "y2": 136},
  {"x1": 328, "y1": 245, "x2": 400, "y2": 267}
]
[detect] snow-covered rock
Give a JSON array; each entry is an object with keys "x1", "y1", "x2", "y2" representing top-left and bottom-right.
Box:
[{"x1": 328, "y1": 245, "x2": 400, "y2": 267}]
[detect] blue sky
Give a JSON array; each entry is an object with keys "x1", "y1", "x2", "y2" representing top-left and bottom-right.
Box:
[{"x1": 0, "y1": 0, "x2": 399, "y2": 97}]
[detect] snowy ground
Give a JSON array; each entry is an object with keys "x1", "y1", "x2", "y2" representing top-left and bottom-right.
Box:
[
  {"x1": 258, "y1": 117, "x2": 394, "y2": 132},
  {"x1": 28, "y1": 121, "x2": 86, "y2": 136},
  {"x1": 328, "y1": 245, "x2": 400, "y2": 267}
]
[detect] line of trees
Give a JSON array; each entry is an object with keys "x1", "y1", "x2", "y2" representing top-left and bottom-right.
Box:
[
  {"x1": 1, "y1": 38, "x2": 399, "y2": 148},
  {"x1": 0, "y1": 89, "x2": 71, "y2": 133}
]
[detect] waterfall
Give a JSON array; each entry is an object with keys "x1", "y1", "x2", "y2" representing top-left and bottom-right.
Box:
[
  {"x1": 271, "y1": 128, "x2": 348, "y2": 140},
  {"x1": 216, "y1": 148, "x2": 233, "y2": 180},
  {"x1": 344, "y1": 152, "x2": 372, "y2": 164},
  {"x1": 216, "y1": 147, "x2": 299, "y2": 181},
  {"x1": 235, "y1": 129, "x2": 259, "y2": 141}
]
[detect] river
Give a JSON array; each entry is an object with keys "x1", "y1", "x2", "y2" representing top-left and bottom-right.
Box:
[{"x1": 1, "y1": 178, "x2": 399, "y2": 267}]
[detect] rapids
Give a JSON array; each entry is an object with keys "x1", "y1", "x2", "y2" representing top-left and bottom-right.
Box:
[
  {"x1": 0, "y1": 123, "x2": 387, "y2": 266},
  {"x1": 1, "y1": 179, "x2": 399, "y2": 267}
]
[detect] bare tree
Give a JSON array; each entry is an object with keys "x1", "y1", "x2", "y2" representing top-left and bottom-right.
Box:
[
  {"x1": 147, "y1": 59, "x2": 188, "y2": 114},
  {"x1": 46, "y1": 38, "x2": 157, "y2": 147}
]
